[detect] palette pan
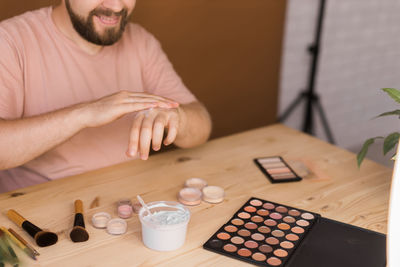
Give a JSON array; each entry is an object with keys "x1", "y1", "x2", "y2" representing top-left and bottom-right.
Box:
[{"x1": 203, "y1": 197, "x2": 386, "y2": 267}]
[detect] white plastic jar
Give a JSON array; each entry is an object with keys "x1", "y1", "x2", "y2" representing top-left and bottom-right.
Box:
[{"x1": 138, "y1": 201, "x2": 190, "y2": 251}]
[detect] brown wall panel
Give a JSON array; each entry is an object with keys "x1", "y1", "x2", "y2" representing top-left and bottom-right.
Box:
[
  {"x1": 0, "y1": 0, "x2": 286, "y2": 139},
  {"x1": 0, "y1": 1, "x2": 58, "y2": 21}
]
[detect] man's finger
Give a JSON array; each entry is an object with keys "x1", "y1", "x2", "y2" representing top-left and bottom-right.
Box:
[
  {"x1": 139, "y1": 116, "x2": 154, "y2": 160},
  {"x1": 123, "y1": 102, "x2": 158, "y2": 114},
  {"x1": 127, "y1": 113, "x2": 145, "y2": 157},
  {"x1": 129, "y1": 92, "x2": 179, "y2": 104},
  {"x1": 164, "y1": 117, "x2": 179, "y2": 146},
  {"x1": 152, "y1": 115, "x2": 166, "y2": 151}
]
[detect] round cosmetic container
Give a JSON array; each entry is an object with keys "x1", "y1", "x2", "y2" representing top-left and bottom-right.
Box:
[
  {"x1": 117, "y1": 199, "x2": 133, "y2": 219},
  {"x1": 184, "y1": 177, "x2": 208, "y2": 190},
  {"x1": 202, "y1": 186, "x2": 225, "y2": 204},
  {"x1": 92, "y1": 212, "x2": 111, "y2": 229},
  {"x1": 132, "y1": 202, "x2": 142, "y2": 214},
  {"x1": 139, "y1": 201, "x2": 190, "y2": 251},
  {"x1": 107, "y1": 218, "x2": 127, "y2": 235},
  {"x1": 178, "y1": 187, "x2": 202, "y2": 206}
]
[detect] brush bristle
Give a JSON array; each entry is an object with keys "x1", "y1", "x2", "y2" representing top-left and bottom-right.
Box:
[
  {"x1": 35, "y1": 231, "x2": 58, "y2": 247},
  {"x1": 70, "y1": 226, "x2": 89, "y2": 242}
]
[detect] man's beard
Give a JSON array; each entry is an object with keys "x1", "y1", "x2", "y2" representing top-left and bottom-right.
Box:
[{"x1": 65, "y1": 0, "x2": 129, "y2": 46}]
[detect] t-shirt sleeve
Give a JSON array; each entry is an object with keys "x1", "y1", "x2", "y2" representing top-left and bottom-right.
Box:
[
  {"x1": 0, "y1": 29, "x2": 24, "y2": 119},
  {"x1": 137, "y1": 26, "x2": 197, "y2": 104}
]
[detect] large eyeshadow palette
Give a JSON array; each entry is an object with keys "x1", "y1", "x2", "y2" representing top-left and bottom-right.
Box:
[
  {"x1": 203, "y1": 197, "x2": 319, "y2": 266},
  {"x1": 203, "y1": 197, "x2": 386, "y2": 267},
  {"x1": 253, "y1": 157, "x2": 302, "y2": 183}
]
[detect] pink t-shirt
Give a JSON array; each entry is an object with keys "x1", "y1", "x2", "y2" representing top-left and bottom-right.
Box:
[{"x1": 0, "y1": 7, "x2": 196, "y2": 193}]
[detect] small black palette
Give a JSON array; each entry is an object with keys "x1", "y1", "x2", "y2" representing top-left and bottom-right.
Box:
[
  {"x1": 253, "y1": 157, "x2": 302, "y2": 183},
  {"x1": 203, "y1": 197, "x2": 386, "y2": 267}
]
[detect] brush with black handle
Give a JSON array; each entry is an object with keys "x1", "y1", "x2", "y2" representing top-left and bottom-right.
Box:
[
  {"x1": 70, "y1": 200, "x2": 89, "y2": 242},
  {"x1": 6, "y1": 209, "x2": 58, "y2": 247}
]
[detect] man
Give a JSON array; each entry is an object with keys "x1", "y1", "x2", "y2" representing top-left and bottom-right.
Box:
[{"x1": 0, "y1": 0, "x2": 212, "y2": 192}]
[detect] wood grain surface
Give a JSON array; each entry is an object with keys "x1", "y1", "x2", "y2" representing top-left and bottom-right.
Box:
[{"x1": 0, "y1": 124, "x2": 391, "y2": 266}]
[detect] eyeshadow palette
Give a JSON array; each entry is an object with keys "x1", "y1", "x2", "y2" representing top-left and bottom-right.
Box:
[
  {"x1": 254, "y1": 157, "x2": 301, "y2": 183},
  {"x1": 203, "y1": 197, "x2": 318, "y2": 266},
  {"x1": 203, "y1": 197, "x2": 386, "y2": 267}
]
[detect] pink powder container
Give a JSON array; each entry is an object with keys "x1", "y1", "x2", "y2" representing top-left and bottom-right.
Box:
[
  {"x1": 132, "y1": 202, "x2": 142, "y2": 214},
  {"x1": 178, "y1": 187, "x2": 202, "y2": 206},
  {"x1": 117, "y1": 199, "x2": 133, "y2": 219},
  {"x1": 184, "y1": 177, "x2": 208, "y2": 190}
]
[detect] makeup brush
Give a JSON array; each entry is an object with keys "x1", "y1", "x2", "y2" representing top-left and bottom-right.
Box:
[
  {"x1": 6, "y1": 210, "x2": 58, "y2": 247},
  {"x1": 0, "y1": 243, "x2": 5, "y2": 267},
  {"x1": 0, "y1": 229, "x2": 19, "y2": 267},
  {"x1": 8, "y1": 228, "x2": 39, "y2": 257},
  {"x1": 70, "y1": 200, "x2": 89, "y2": 242},
  {"x1": 1, "y1": 227, "x2": 36, "y2": 260}
]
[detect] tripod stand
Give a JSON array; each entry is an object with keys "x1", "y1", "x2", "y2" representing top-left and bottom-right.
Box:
[{"x1": 279, "y1": 0, "x2": 335, "y2": 144}]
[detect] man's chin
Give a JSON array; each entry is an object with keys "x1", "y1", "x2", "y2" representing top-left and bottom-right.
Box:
[
  {"x1": 91, "y1": 28, "x2": 123, "y2": 45},
  {"x1": 93, "y1": 33, "x2": 123, "y2": 46}
]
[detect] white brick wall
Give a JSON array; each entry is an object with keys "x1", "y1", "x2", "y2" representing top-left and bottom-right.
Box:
[{"x1": 279, "y1": 0, "x2": 400, "y2": 166}]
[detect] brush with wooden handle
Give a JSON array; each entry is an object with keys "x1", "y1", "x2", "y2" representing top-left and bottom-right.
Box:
[
  {"x1": 70, "y1": 200, "x2": 89, "y2": 242},
  {"x1": 0, "y1": 229, "x2": 19, "y2": 266},
  {"x1": 6, "y1": 210, "x2": 58, "y2": 247},
  {"x1": 0, "y1": 227, "x2": 36, "y2": 261},
  {"x1": 8, "y1": 228, "x2": 39, "y2": 256}
]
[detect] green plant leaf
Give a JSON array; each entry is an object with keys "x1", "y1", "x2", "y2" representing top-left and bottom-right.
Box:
[
  {"x1": 357, "y1": 137, "x2": 382, "y2": 167},
  {"x1": 382, "y1": 88, "x2": 400, "y2": 104},
  {"x1": 384, "y1": 132, "x2": 400, "y2": 155},
  {"x1": 376, "y1": 110, "x2": 400, "y2": 118}
]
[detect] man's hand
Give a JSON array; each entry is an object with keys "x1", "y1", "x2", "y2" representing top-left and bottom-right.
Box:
[
  {"x1": 127, "y1": 106, "x2": 183, "y2": 160},
  {"x1": 126, "y1": 101, "x2": 212, "y2": 161},
  {"x1": 81, "y1": 91, "x2": 179, "y2": 128}
]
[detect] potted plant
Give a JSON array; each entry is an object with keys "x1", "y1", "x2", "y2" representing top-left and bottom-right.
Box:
[{"x1": 357, "y1": 88, "x2": 400, "y2": 167}]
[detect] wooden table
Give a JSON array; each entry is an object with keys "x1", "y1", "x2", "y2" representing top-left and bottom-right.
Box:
[{"x1": 0, "y1": 124, "x2": 392, "y2": 266}]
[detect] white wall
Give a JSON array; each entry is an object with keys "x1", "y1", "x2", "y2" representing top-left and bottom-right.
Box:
[{"x1": 279, "y1": 0, "x2": 400, "y2": 167}]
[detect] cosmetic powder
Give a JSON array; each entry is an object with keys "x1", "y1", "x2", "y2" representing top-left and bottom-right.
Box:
[
  {"x1": 178, "y1": 187, "x2": 202, "y2": 206},
  {"x1": 202, "y1": 186, "x2": 225, "y2": 204},
  {"x1": 139, "y1": 201, "x2": 190, "y2": 251},
  {"x1": 92, "y1": 212, "x2": 111, "y2": 229},
  {"x1": 184, "y1": 177, "x2": 208, "y2": 190},
  {"x1": 117, "y1": 199, "x2": 133, "y2": 219},
  {"x1": 107, "y1": 218, "x2": 127, "y2": 235},
  {"x1": 142, "y1": 208, "x2": 189, "y2": 225}
]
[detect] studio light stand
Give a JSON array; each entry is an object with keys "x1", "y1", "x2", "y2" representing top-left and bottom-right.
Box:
[{"x1": 279, "y1": 0, "x2": 335, "y2": 144}]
